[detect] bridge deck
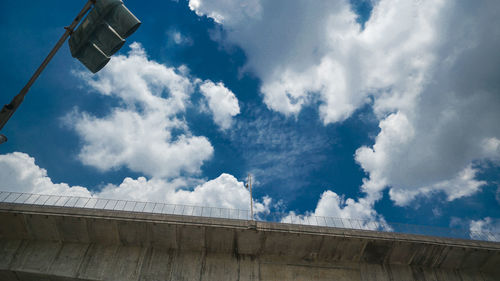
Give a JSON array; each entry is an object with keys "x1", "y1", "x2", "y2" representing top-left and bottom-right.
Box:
[{"x1": 1, "y1": 203, "x2": 499, "y2": 281}]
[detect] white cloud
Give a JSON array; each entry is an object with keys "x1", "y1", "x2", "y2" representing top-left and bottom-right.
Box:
[
  {"x1": 199, "y1": 80, "x2": 240, "y2": 130},
  {"x1": 355, "y1": 111, "x2": 488, "y2": 205},
  {"x1": 0, "y1": 152, "x2": 270, "y2": 214},
  {"x1": 5, "y1": 42, "x2": 257, "y2": 217},
  {"x1": 482, "y1": 138, "x2": 500, "y2": 161},
  {"x1": 196, "y1": 0, "x2": 500, "y2": 206},
  {"x1": 388, "y1": 165, "x2": 486, "y2": 206},
  {"x1": 282, "y1": 190, "x2": 388, "y2": 230},
  {"x1": 78, "y1": 42, "x2": 192, "y2": 114},
  {"x1": 68, "y1": 109, "x2": 213, "y2": 179},
  {"x1": 70, "y1": 43, "x2": 215, "y2": 178},
  {"x1": 0, "y1": 152, "x2": 91, "y2": 197},
  {"x1": 188, "y1": 0, "x2": 261, "y2": 24},
  {"x1": 212, "y1": 0, "x2": 446, "y2": 124},
  {"x1": 469, "y1": 217, "x2": 500, "y2": 241},
  {"x1": 99, "y1": 173, "x2": 270, "y2": 212},
  {"x1": 168, "y1": 30, "x2": 193, "y2": 46}
]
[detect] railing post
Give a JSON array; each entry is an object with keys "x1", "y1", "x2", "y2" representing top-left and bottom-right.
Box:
[
  {"x1": 30, "y1": 194, "x2": 41, "y2": 206},
  {"x1": 60, "y1": 196, "x2": 70, "y2": 207},
  {"x1": 41, "y1": 195, "x2": 51, "y2": 206},
  {"x1": 103, "y1": 199, "x2": 111, "y2": 209},
  {"x1": 52, "y1": 196, "x2": 63, "y2": 206},
  {"x1": 82, "y1": 198, "x2": 91, "y2": 208},
  {"x1": 12, "y1": 192, "x2": 23, "y2": 203},
  {"x1": 63, "y1": 197, "x2": 72, "y2": 207},
  {"x1": 71, "y1": 197, "x2": 80, "y2": 208},
  {"x1": 113, "y1": 200, "x2": 120, "y2": 210},
  {"x1": 23, "y1": 193, "x2": 33, "y2": 204},
  {"x1": 110, "y1": 200, "x2": 118, "y2": 210}
]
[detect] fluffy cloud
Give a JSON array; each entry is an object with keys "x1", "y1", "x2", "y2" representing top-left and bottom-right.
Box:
[
  {"x1": 0, "y1": 152, "x2": 270, "y2": 214},
  {"x1": 0, "y1": 43, "x2": 266, "y2": 219},
  {"x1": 469, "y1": 217, "x2": 500, "y2": 241},
  {"x1": 199, "y1": 80, "x2": 240, "y2": 130},
  {"x1": 355, "y1": 0, "x2": 500, "y2": 204},
  {"x1": 100, "y1": 173, "x2": 270, "y2": 212},
  {"x1": 282, "y1": 190, "x2": 387, "y2": 230},
  {"x1": 194, "y1": 0, "x2": 500, "y2": 206},
  {"x1": 69, "y1": 109, "x2": 213, "y2": 179},
  {"x1": 0, "y1": 152, "x2": 91, "y2": 197},
  {"x1": 189, "y1": 0, "x2": 261, "y2": 24},
  {"x1": 388, "y1": 165, "x2": 486, "y2": 206},
  {"x1": 355, "y1": 111, "x2": 489, "y2": 205},
  {"x1": 70, "y1": 43, "x2": 216, "y2": 178}
]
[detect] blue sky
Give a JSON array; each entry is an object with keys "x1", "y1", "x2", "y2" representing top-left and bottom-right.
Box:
[{"x1": 1, "y1": 0, "x2": 499, "y2": 234}]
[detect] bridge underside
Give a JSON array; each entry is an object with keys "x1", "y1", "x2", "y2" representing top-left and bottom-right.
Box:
[{"x1": 1, "y1": 203, "x2": 499, "y2": 281}]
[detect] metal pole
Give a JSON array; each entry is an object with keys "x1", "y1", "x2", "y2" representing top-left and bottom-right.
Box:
[
  {"x1": 23, "y1": 193, "x2": 34, "y2": 204},
  {"x1": 248, "y1": 174, "x2": 254, "y2": 221},
  {"x1": 0, "y1": 0, "x2": 95, "y2": 133}
]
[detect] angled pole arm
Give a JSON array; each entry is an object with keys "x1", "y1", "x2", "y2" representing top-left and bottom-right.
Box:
[{"x1": 0, "y1": 0, "x2": 95, "y2": 131}]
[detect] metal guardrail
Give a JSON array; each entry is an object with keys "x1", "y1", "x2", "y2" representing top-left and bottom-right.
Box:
[
  {"x1": 272, "y1": 213, "x2": 500, "y2": 242},
  {"x1": 0, "y1": 191, "x2": 498, "y2": 242},
  {"x1": 0, "y1": 191, "x2": 251, "y2": 220}
]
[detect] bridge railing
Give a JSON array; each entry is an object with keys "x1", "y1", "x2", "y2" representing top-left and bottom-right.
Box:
[
  {"x1": 0, "y1": 190, "x2": 498, "y2": 242},
  {"x1": 0, "y1": 191, "x2": 251, "y2": 220}
]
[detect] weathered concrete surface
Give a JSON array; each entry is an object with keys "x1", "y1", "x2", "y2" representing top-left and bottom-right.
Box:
[{"x1": 0, "y1": 203, "x2": 499, "y2": 281}]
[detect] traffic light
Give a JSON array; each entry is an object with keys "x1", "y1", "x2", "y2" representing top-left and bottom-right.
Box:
[{"x1": 69, "y1": 0, "x2": 141, "y2": 73}]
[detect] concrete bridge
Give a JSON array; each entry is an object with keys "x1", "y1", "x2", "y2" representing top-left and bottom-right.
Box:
[{"x1": 1, "y1": 201, "x2": 499, "y2": 280}]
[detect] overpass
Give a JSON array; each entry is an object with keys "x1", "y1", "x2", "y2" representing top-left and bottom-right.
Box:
[{"x1": 0, "y1": 192, "x2": 499, "y2": 280}]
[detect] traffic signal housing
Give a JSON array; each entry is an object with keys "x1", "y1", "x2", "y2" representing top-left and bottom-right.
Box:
[{"x1": 69, "y1": 0, "x2": 140, "y2": 73}]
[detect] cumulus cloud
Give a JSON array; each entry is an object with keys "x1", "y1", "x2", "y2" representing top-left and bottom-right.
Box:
[
  {"x1": 0, "y1": 152, "x2": 91, "y2": 197},
  {"x1": 194, "y1": 0, "x2": 500, "y2": 206},
  {"x1": 70, "y1": 43, "x2": 217, "y2": 178},
  {"x1": 99, "y1": 173, "x2": 271, "y2": 212},
  {"x1": 198, "y1": 80, "x2": 240, "y2": 130},
  {"x1": 282, "y1": 190, "x2": 387, "y2": 230},
  {"x1": 355, "y1": 0, "x2": 500, "y2": 204},
  {"x1": 355, "y1": 111, "x2": 488, "y2": 205},
  {"x1": 469, "y1": 217, "x2": 500, "y2": 241},
  {"x1": 0, "y1": 43, "x2": 263, "y2": 218},
  {"x1": 188, "y1": 0, "x2": 261, "y2": 24},
  {"x1": 0, "y1": 152, "x2": 271, "y2": 213},
  {"x1": 69, "y1": 109, "x2": 213, "y2": 179},
  {"x1": 389, "y1": 165, "x2": 486, "y2": 206}
]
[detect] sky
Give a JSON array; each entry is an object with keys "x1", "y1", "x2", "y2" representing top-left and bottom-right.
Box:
[{"x1": 1, "y1": 0, "x2": 499, "y2": 236}]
